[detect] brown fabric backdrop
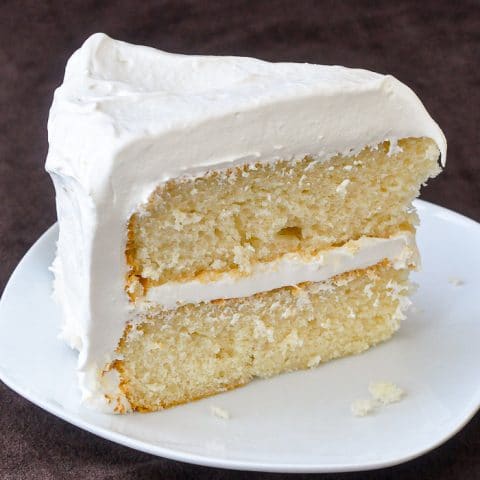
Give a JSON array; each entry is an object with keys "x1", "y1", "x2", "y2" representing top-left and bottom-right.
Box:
[{"x1": 1, "y1": 1, "x2": 479, "y2": 479}]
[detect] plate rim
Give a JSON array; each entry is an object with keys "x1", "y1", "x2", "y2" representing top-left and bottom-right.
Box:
[{"x1": 1, "y1": 199, "x2": 479, "y2": 473}]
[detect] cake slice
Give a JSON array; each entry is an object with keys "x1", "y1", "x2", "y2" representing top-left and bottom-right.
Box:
[{"x1": 46, "y1": 33, "x2": 445, "y2": 413}]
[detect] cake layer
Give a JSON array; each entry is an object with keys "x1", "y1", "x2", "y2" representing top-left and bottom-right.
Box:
[
  {"x1": 127, "y1": 137, "x2": 440, "y2": 288},
  {"x1": 110, "y1": 262, "x2": 410, "y2": 412},
  {"x1": 136, "y1": 231, "x2": 417, "y2": 309}
]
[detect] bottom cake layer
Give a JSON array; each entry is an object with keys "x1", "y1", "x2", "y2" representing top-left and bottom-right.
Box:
[{"x1": 109, "y1": 261, "x2": 411, "y2": 412}]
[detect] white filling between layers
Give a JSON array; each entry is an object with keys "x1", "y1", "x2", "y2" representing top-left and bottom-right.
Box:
[{"x1": 141, "y1": 232, "x2": 418, "y2": 310}]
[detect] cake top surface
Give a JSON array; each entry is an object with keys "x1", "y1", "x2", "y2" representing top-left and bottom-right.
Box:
[
  {"x1": 46, "y1": 33, "x2": 446, "y2": 195},
  {"x1": 60, "y1": 33, "x2": 386, "y2": 130}
]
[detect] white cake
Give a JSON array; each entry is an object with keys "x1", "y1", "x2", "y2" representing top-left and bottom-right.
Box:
[{"x1": 46, "y1": 33, "x2": 445, "y2": 413}]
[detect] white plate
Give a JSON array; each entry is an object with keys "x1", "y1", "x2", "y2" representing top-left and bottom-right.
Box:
[{"x1": 1, "y1": 200, "x2": 479, "y2": 473}]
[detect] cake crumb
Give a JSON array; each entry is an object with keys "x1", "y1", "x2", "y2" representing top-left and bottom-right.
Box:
[
  {"x1": 351, "y1": 382, "x2": 405, "y2": 417},
  {"x1": 233, "y1": 244, "x2": 255, "y2": 272},
  {"x1": 336, "y1": 179, "x2": 350, "y2": 197},
  {"x1": 368, "y1": 382, "x2": 405, "y2": 405},
  {"x1": 210, "y1": 405, "x2": 230, "y2": 419},
  {"x1": 307, "y1": 355, "x2": 322, "y2": 368},
  {"x1": 211, "y1": 259, "x2": 227, "y2": 269},
  {"x1": 350, "y1": 398, "x2": 376, "y2": 417},
  {"x1": 448, "y1": 277, "x2": 464, "y2": 286}
]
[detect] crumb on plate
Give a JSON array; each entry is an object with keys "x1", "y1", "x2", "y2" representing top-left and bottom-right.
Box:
[
  {"x1": 368, "y1": 382, "x2": 405, "y2": 405},
  {"x1": 350, "y1": 398, "x2": 376, "y2": 417},
  {"x1": 210, "y1": 405, "x2": 230, "y2": 419}
]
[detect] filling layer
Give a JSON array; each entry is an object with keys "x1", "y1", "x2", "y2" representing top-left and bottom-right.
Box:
[{"x1": 138, "y1": 231, "x2": 417, "y2": 309}]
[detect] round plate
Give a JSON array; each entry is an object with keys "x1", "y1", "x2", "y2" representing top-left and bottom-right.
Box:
[{"x1": 1, "y1": 200, "x2": 479, "y2": 473}]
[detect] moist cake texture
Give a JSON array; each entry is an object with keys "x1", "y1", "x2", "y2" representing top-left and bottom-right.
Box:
[
  {"x1": 46, "y1": 33, "x2": 445, "y2": 413},
  {"x1": 127, "y1": 138, "x2": 438, "y2": 289},
  {"x1": 116, "y1": 263, "x2": 409, "y2": 412}
]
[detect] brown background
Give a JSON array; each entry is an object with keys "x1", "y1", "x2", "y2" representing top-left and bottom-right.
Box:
[{"x1": 1, "y1": 1, "x2": 479, "y2": 479}]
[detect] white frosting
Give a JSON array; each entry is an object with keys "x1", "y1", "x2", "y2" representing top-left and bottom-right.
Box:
[
  {"x1": 142, "y1": 232, "x2": 418, "y2": 310},
  {"x1": 45, "y1": 33, "x2": 446, "y2": 411}
]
